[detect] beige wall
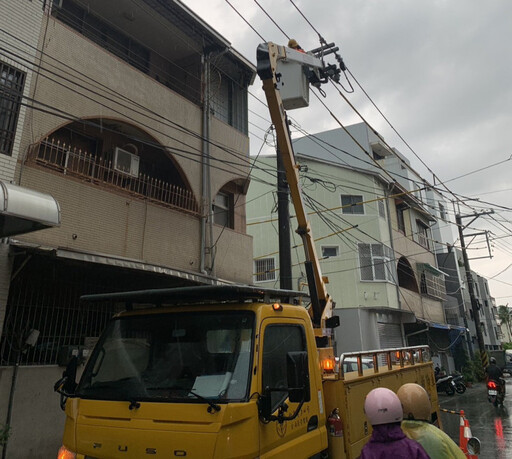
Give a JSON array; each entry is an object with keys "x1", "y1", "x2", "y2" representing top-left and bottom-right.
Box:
[
  {"x1": 14, "y1": 16, "x2": 252, "y2": 284},
  {"x1": 18, "y1": 167, "x2": 251, "y2": 283}
]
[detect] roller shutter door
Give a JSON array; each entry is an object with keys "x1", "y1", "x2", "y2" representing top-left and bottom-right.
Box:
[{"x1": 377, "y1": 322, "x2": 403, "y2": 349}]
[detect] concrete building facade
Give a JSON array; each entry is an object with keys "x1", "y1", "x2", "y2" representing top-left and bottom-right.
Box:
[{"x1": 0, "y1": 1, "x2": 254, "y2": 457}]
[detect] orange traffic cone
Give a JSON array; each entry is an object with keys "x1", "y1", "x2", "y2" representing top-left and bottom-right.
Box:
[{"x1": 459, "y1": 410, "x2": 467, "y2": 454}]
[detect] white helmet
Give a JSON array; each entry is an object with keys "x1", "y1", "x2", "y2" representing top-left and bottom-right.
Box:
[{"x1": 364, "y1": 388, "x2": 403, "y2": 426}]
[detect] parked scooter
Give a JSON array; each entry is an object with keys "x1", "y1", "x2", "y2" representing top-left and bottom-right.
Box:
[
  {"x1": 487, "y1": 379, "x2": 505, "y2": 407},
  {"x1": 436, "y1": 374, "x2": 456, "y2": 396},
  {"x1": 452, "y1": 374, "x2": 466, "y2": 394}
]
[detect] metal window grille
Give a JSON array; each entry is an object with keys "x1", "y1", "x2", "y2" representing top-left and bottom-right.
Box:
[
  {"x1": 0, "y1": 255, "x2": 153, "y2": 366},
  {"x1": 0, "y1": 62, "x2": 25, "y2": 156},
  {"x1": 420, "y1": 271, "x2": 446, "y2": 300},
  {"x1": 341, "y1": 195, "x2": 364, "y2": 215},
  {"x1": 254, "y1": 258, "x2": 276, "y2": 283}
]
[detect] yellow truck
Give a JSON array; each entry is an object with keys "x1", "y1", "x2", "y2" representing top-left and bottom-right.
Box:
[
  {"x1": 56, "y1": 41, "x2": 448, "y2": 458},
  {"x1": 56, "y1": 286, "x2": 438, "y2": 459}
]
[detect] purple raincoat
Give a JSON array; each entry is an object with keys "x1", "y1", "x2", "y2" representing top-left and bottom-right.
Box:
[{"x1": 360, "y1": 423, "x2": 430, "y2": 459}]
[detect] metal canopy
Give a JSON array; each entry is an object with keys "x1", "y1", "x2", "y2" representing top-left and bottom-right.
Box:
[
  {"x1": 81, "y1": 285, "x2": 307, "y2": 308},
  {"x1": 0, "y1": 182, "x2": 61, "y2": 237},
  {"x1": 417, "y1": 317, "x2": 467, "y2": 332}
]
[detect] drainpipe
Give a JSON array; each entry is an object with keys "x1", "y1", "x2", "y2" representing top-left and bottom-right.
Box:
[
  {"x1": 200, "y1": 52, "x2": 211, "y2": 275},
  {"x1": 200, "y1": 47, "x2": 230, "y2": 277},
  {"x1": 385, "y1": 182, "x2": 406, "y2": 346}
]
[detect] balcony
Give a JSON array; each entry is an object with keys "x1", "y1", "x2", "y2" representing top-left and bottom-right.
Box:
[{"x1": 26, "y1": 137, "x2": 199, "y2": 215}]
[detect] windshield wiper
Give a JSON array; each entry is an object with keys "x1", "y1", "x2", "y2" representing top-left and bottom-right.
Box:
[
  {"x1": 189, "y1": 390, "x2": 221, "y2": 413},
  {"x1": 146, "y1": 386, "x2": 221, "y2": 413}
]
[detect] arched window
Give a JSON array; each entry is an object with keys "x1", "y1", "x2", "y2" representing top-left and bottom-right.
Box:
[{"x1": 397, "y1": 257, "x2": 419, "y2": 292}]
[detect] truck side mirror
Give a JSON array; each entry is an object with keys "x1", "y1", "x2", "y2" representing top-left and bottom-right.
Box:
[
  {"x1": 54, "y1": 356, "x2": 78, "y2": 396},
  {"x1": 287, "y1": 351, "x2": 309, "y2": 403}
]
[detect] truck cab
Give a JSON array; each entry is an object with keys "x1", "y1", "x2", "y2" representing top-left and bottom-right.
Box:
[{"x1": 57, "y1": 285, "x2": 328, "y2": 459}]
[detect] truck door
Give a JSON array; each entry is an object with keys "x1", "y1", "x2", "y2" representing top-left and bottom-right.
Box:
[{"x1": 258, "y1": 319, "x2": 325, "y2": 458}]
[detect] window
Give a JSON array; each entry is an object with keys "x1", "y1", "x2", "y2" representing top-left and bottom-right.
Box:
[
  {"x1": 213, "y1": 192, "x2": 233, "y2": 228},
  {"x1": 254, "y1": 258, "x2": 276, "y2": 283},
  {"x1": 395, "y1": 202, "x2": 408, "y2": 234},
  {"x1": 416, "y1": 220, "x2": 430, "y2": 250},
  {"x1": 341, "y1": 195, "x2": 364, "y2": 215},
  {"x1": 439, "y1": 203, "x2": 446, "y2": 221},
  {"x1": 0, "y1": 62, "x2": 25, "y2": 156},
  {"x1": 262, "y1": 325, "x2": 309, "y2": 413},
  {"x1": 378, "y1": 200, "x2": 386, "y2": 219},
  {"x1": 358, "y1": 243, "x2": 395, "y2": 282},
  {"x1": 420, "y1": 271, "x2": 446, "y2": 300},
  {"x1": 321, "y1": 246, "x2": 339, "y2": 258}
]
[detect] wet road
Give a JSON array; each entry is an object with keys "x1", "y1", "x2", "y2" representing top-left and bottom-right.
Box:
[{"x1": 439, "y1": 375, "x2": 512, "y2": 458}]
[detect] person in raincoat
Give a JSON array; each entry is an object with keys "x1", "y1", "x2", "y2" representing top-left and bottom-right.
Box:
[
  {"x1": 360, "y1": 387, "x2": 430, "y2": 459},
  {"x1": 397, "y1": 383, "x2": 466, "y2": 459}
]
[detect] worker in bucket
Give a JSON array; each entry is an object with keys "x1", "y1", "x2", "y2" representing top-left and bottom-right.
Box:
[
  {"x1": 360, "y1": 387, "x2": 430, "y2": 458},
  {"x1": 288, "y1": 38, "x2": 305, "y2": 53},
  {"x1": 397, "y1": 383, "x2": 465, "y2": 459}
]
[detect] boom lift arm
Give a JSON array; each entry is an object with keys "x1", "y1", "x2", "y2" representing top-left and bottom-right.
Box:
[{"x1": 256, "y1": 42, "x2": 342, "y2": 335}]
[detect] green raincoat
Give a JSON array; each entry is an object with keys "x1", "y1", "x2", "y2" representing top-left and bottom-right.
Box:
[{"x1": 401, "y1": 420, "x2": 466, "y2": 459}]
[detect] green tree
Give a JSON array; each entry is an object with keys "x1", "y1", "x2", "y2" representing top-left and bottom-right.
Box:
[{"x1": 498, "y1": 305, "x2": 512, "y2": 341}]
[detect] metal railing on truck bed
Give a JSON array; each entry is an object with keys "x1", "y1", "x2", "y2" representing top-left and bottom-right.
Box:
[
  {"x1": 338, "y1": 345, "x2": 432, "y2": 379},
  {"x1": 322, "y1": 346, "x2": 438, "y2": 459}
]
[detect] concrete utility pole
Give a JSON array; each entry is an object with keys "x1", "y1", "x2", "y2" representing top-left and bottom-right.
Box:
[{"x1": 456, "y1": 209, "x2": 494, "y2": 366}]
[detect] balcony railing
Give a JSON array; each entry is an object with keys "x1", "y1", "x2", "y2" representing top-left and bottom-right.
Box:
[{"x1": 27, "y1": 139, "x2": 199, "y2": 215}]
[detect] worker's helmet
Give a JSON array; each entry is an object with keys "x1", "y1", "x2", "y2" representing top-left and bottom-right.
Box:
[
  {"x1": 397, "y1": 383, "x2": 431, "y2": 421},
  {"x1": 288, "y1": 39, "x2": 299, "y2": 49},
  {"x1": 364, "y1": 388, "x2": 403, "y2": 426},
  {"x1": 490, "y1": 357, "x2": 497, "y2": 364}
]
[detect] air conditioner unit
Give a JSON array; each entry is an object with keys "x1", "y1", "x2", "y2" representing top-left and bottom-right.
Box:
[{"x1": 113, "y1": 147, "x2": 140, "y2": 178}]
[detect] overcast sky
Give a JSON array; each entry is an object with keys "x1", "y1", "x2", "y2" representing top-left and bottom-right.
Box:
[{"x1": 182, "y1": 0, "x2": 512, "y2": 304}]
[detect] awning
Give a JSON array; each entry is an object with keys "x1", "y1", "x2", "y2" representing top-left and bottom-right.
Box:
[
  {"x1": 0, "y1": 182, "x2": 60, "y2": 237},
  {"x1": 9, "y1": 241, "x2": 223, "y2": 286},
  {"x1": 417, "y1": 262, "x2": 449, "y2": 277},
  {"x1": 417, "y1": 318, "x2": 467, "y2": 332}
]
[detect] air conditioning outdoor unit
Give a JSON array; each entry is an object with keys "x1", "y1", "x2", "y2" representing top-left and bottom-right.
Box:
[{"x1": 114, "y1": 147, "x2": 140, "y2": 178}]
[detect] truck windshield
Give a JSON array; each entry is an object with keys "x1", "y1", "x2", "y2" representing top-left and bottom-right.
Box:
[{"x1": 77, "y1": 311, "x2": 254, "y2": 403}]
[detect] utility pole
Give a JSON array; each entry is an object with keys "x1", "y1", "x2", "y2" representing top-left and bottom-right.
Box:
[
  {"x1": 277, "y1": 150, "x2": 293, "y2": 290},
  {"x1": 456, "y1": 209, "x2": 494, "y2": 366}
]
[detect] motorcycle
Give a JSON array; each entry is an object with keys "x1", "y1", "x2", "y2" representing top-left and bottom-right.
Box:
[
  {"x1": 436, "y1": 374, "x2": 456, "y2": 396},
  {"x1": 452, "y1": 374, "x2": 466, "y2": 394},
  {"x1": 487, "y1": 379, "x2": 505, "y2": 407}
]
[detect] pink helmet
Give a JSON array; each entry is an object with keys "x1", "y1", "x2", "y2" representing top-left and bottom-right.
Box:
[{"x1": 364, "y1": 388, "x2": 403, "y2": 425}]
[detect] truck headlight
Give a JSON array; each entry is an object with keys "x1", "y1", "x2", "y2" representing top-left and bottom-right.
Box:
[{"x1": 57, "y1": 445, "x2": 76, "y2": 459}]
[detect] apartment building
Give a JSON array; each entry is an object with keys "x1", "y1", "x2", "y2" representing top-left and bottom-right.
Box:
[
  {"x1": 247, "y1": 123, "x2": 458, "y2": 360},
  {"x1": 0, "y1": 1, "x2": 254, "y2": 456}
]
